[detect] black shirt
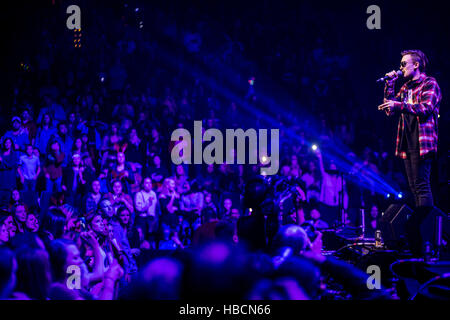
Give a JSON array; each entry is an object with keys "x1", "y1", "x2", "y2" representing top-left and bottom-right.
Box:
[
  {"x1": 399, "y1": 89, "x2": 419, "y2": 154},
  {"x1": 403, "y1": 113, "x2": 419, "y2": 153}
]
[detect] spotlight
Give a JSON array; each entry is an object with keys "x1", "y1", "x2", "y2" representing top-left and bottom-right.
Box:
[
  {"x1": 312, "y1": 144, "x2": 318, "y2": 151},
  {"x1": 397, "y1": 193, "x2": 403, "y2": 199},
  {"x1": 261, "y1": 155, "x2": 268, "y2": 164},
  {"x1": 385, "y1": 193, "x2": 391, "y2": 199},
  {"x1": 135, "y1": 8, "x2": 139, "y2": 12}
]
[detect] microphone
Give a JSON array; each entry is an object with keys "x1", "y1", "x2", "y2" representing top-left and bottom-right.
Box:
[{"x1": 376, "y1": 70, "x2": 403, "y2": 83}]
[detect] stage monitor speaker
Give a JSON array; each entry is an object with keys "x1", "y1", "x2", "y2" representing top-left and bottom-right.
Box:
[
  {"x1": 379, "y1": 203, "x2": 413, "y2": 244},
  {"x1": 420, "y1": 206, "x2": 449, "y2": 244},
  {"x1": 380, "y1": 204, "x2": 449, "y2": 250}
]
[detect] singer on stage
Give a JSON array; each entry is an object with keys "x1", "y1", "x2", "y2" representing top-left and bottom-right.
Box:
[{"x1": 378, "y1": 50, "x2": 441, "y2": 256}]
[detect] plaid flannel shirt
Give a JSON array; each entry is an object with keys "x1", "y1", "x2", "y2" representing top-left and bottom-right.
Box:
[{"x1": 384, "y1": 73, "x2": 441, "y2": 159}]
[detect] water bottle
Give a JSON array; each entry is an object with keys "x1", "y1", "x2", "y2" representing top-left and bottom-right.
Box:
[
  {"x1": 375, "y1": 229, "x2": 382, "y2": 248},
  {"x1": 423, "y1": 241, "x2": 432, "y2": 262}
]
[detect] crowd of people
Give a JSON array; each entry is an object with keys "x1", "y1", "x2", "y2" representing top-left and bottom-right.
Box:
[{"x1": 1, "y1": 1, "x2": 445, "y2": 300}]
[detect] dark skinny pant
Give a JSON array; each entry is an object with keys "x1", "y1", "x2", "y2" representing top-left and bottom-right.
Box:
[
  {"x1": 404, "y1": 151, "x2": 434, "y2": 256},
  {"x1": 403, "y1": 151, "x2": 433, "y2": 208}
]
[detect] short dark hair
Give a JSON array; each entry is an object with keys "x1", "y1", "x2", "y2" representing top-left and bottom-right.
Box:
[
  {"x1": 57, "y1": 121, "x2": 67, "y2": 129},
  {"x1": 2, "y1": 137, "x2": 13, "y2": 151},
  {"x1": 116, "y1": 205, "x2": 130, "y2": 226},
  {"x1": 86, "y1": 211, "x2": 102, "y2": 226},
  {"x1": 12, "y1": 203, "x2": 27, "y2": 218},
  {"x1": 116, "y1": 205, "x2": 129, "y2": 217},
  {"x1": 401, "y1": 49, "x2": 429, "y2": 72},
  {"x1": 47, "y1": 139, "x2": 61, "y2": 154},
  {"x1": 40, "y1": 208, "x2": 66, "y2": 240}
]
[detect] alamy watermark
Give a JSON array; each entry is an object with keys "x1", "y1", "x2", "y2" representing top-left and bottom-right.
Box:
[
  {"x1": 366, "y1": 265, "x2": 381, "y2": 290},
  {"x1": 66, "y1": 265, "x2": 81, "y2": 289},
  {"x1": 170, "y1": 121, "x2": 279, "y2": 175},
  {"x1": 366, "y1": 5, "x2": 381, "y2": 30},
  {"x1": 66, "y1": 5, "x2": 81, "y2": 30}
]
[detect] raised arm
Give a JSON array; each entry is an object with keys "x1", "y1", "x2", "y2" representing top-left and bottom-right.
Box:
[
  {"x1": 383, "y1": 72, "x2": 402, "y2": 102},
  {"x1": 81, "y1": 231, "x2": 105, "y2": 285},
  {"x1": 315, "y1": 148, "x2": 325, "y2": 175}
]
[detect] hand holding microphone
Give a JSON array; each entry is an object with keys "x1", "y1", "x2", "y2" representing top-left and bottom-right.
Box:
[
  {"x1": 377, "y1": 69, "x2": 403, "y2": 115},
  {"x1": 376, "y1": 70, "x2": 402, "y2": 83}
]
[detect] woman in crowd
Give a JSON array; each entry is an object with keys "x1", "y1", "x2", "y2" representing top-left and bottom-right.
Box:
[
  {"x1": 107, "y1": 123, "x2": 123, "y2": 151},
  {"x1": 62, "y1": 153, "x2": 87, "y2": 208},
  {"x1": 82, "y1": 155, "x2": 97, "y2": 187},
  {"x1": 0, "y1": 138, "x2": 19, "y2": 207},
  {"x1": 21, "y1": 108, "x2": 37, "y2": 146},
  {"x1": 105, "y1": 180, "x2": 134, "y2": 216},
  {"x1": 148, "y1": 128, "x2": 164, "y2": 158},
  {"x1": 172, "y1": 165, "x2": 190, "y2": 195},
  {"x1": 366, "y1": 204, "x2": 380, "y2": 237},
  {"x1": 202, "y1": 191, "x2": 217, "y2": 215},
  {"x1": 1, "y1": 213, "x2": 17, "y2": 241},
  {"x1": 38, "y1": 207, "x2": 66, "y2": 243},
  {"x1": 47, "y1": 237, "x2": 123, "y2": 300},
  {"x1": 25, "y1": 212, "x2": 39, "y2": 233},
  {"x1": 62, "y1": 154, "x2": 87, "y2": 208},
  {"x1": 67, "y1": 112, "x2": 78, "y2": 139},
  {"x1": 125, "y1": 128, "x2": 145, "y2": 172},
  {"x1": 0, "y1": 216, "x2": 10, "y2": 246},
  {"x1": 158, "y1": 178, "x2": 180, "y2": 231},
  {"x1": 144, "y1": 155, "x2": 168, "y2": 191},
  {"x1": 134, "y1": 177, "x2": 159, "y2": 249},
  {"x1": 290, "y1": 155, "x2": 300, "y2": 173},
  {"x1": 8, "y1": 189, "x2": 22, "y2": 209},
  {"x1": 110, "y1": 206, "x2": 138, "y2": 280},
  {"x1": 219, "y1": 198, "x2": 233, "y2": 220},
  {"x1": 180, "y1": 180, "x2": 204, "y2": 229},
  {"x1": 85, "y1": 213, "x2": 111, "y2": 273},
  {"x1": 11, "y1": 203, "x2": 28, "y2": 234},
  {"x1": 84, "y1": 180, "x2": 103, "y2": 214},
  {"x1": 44, "y1": 140, "x2": 65, "y2": 194},
  {"x1": 71, "y1": 137, "x2": 89, "y2": 159},
  {"x1": 35, "y1": 113, "x2": 57, "y2": 156},
  {"x1": 109, "y1": 152, "x2": 135, "y2": 195}
]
